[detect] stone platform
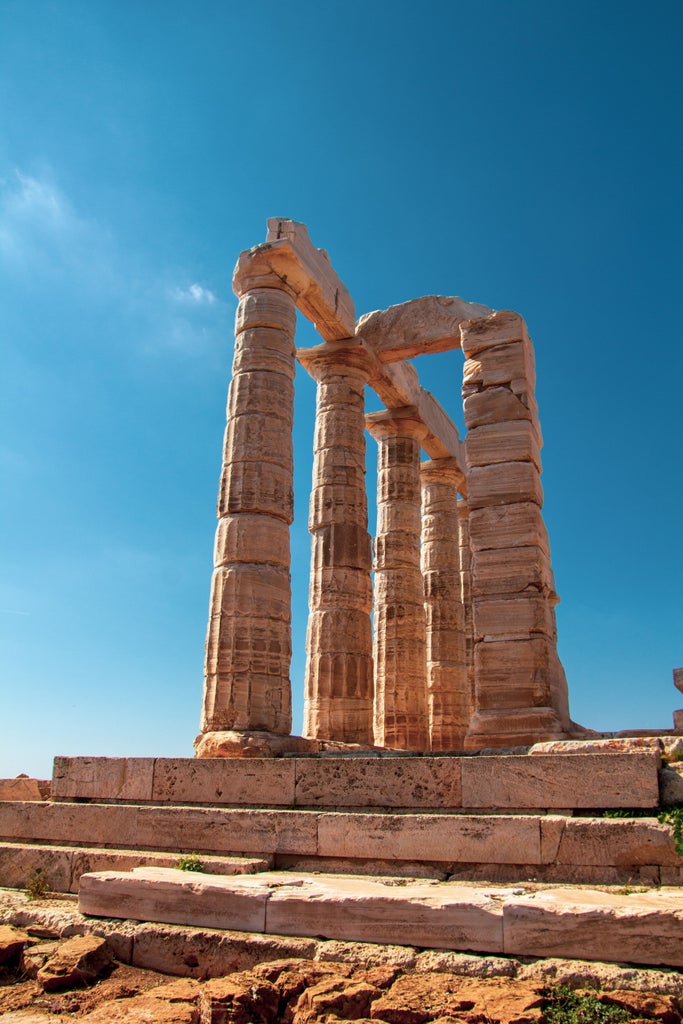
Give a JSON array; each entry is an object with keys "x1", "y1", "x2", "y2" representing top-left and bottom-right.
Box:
[
  {"x1": 77, "y1": 866, "x2": 683, "y2": 968},
  {"x1": 0, "y1": 751, "x2": 681, "y2": 892},
  {"x1": 50, "y1": 752, "x2": 660, "y2": 810}
]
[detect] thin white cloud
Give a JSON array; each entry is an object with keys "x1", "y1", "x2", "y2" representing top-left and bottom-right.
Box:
[
  {"x1": 0, "y1": 169, "x2": 116, "y2": 289},
  {"x1": 170, "y1": 282, "x2": 217, "y2": 305},
  {"x1": 0, "y1": 167, "x2": 227, "y2": 358}
]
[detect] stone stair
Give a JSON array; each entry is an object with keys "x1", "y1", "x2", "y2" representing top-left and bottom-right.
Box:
[
  {"x1": 1, "y1": 750, "x2": 681, "y2": 894},
  {"x1": 76, "y1": 865, "x2": 683, "y2": 968}
]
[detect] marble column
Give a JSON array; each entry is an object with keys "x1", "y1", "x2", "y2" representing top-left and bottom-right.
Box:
[
  {"x1": 457, "y1": 497, "x2": 475, "y2": 726},
  {"x1": 299, "y1": 344, "x2": 374, "y2": 745},
  {"x1": 197, "y1": 268, "x2": 297, "y2": 756},
  {"x1": 367, "y1": 407, "x2": 429, "y2": 751},
  {"x1": 461, "y1": 311, "x2": 570, "y2": 748},
  {"x1": 421, "y1": 458, "x2": 469, "y2": 750}
]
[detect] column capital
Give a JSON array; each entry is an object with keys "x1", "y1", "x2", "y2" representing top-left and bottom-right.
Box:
[
  {"x1": 297, "y1": 341, "x2": 375, "y2": 383},
  {"x1": 233, "y1": 243, "x2": 301, "y2": 299},
  {"x1": 420, "y1": 457, "x2": 466, "y2": 491},
  {"x1": 366, "y1": 406, "x2": 428, "y2": 442}
]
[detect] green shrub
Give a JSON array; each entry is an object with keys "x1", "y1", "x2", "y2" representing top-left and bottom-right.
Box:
[
  {"x1": 543, "y1": 986, "x2": 633, "y2": 1024},
  {"x1": 176, "y1": 853, "x2": 205, "y2": 872},
  {"x1": 25, "y1": 868, "x2": 50, "y2": 901},
  {"x1": 658, "y1": 805, "x2": 683, "y2": 856}
]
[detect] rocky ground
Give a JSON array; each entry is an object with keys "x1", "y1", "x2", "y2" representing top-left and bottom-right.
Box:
[{"x1": 2, "y1": 917, "x2": 683, "y2": 1024}]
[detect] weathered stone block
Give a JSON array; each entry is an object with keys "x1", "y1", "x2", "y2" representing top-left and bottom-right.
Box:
[
  {"x1": 311, "y1": 523, "x2": 372, "y2": 571},
  {"x1": 471, "y1": 547, "x2": 554, "y2": 597},
  {"x1": 503, "y1": 887, "x2": 683, "y2": 967},
  {"x1": 461, "y1": 754, "x2": 660, "y2": 809},
  {"x1": 469, "y1": 503, "x2": 549, "y2": 553},
  {"x1": 0, "y1": 777, "x2": 45, "y2": 801},
  {"x1": 468, "y1": 462, "x2": 543, "y2": 510},
  {"x1": 214, "y1": 514, "x2": 290, "y2": 569},
  {"x1": 309, "y1": 483, "x2": 369, "y2": 528},
  {"x1": 473, "y1": 638, "x2": 556, "y2": 710},
  {"x1": 463, "y1": 341, "x2": 535, "y2": 390},
  {"x1": 228, "y1": 371, "x2": 294, "y2": 420},
  {"x1": 218, "y1": 460, "x2": 294, "y2": 521},
  {"x1": 316, "y1": 812, "x2": 541, "y2": 864},
  {"x1": 308, "y1": 567, "x2": 373, "y2": 612},
  {"x1": 463, "y1": 388, "x2": 534, "y2": 430},
  {"x1": 225, "y1": 414, "x2": 293, "y2": 470},
  {"x1": 553, "y1": 817, "x2": 680, "y2": 867},
  {"x1": 306, "y1": 609, "x2": 372, "y2": 654},
  {"x1": 265, "y1": 875, "x2": 504, "y2": 952},
  {"x1": 473, "y1": 595, "x2": 555, "y2": 642},
  {"x1": 206, "y1": 565, "x2": 290, "y2": 622},
  {"x1": 79, "y1": 868, "x2": 269, "y2": 932},
  {"x1": 235, "y1": 288, "x2": 297, "y2": 334},
  {"x1": 466, "y1": 421, "x2": 541, "y2": 471},
  {"x1": 0, "y1": 840, "x2": 72, "y2": 892},
  {"x1": 460, "y1": 311, "x2": 528, "y2": 358},
  {"x1": 293, "y1": 758, "x2": 462, "y2": 809},
  {"x1": 52, "y1": 757, "x2": 154, "y2": 802},
  {"x1": 131, "y1": 921, "x2": 317, "y2": 977},
  {"x1": 232, "y1": 329, "x2": 295, "y2": 377},
  {"x1": 152, "y1": 758, "x2": 296, "y2": 806}
]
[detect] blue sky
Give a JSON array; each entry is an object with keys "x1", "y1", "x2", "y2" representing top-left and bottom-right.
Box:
[{"x1": 1, "y1": 0, "x2": 681, "y2": 778}]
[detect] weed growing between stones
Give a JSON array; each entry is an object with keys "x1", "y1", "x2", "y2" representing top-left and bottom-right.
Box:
[
  {"x1": 658, "y1": 806, "x2": 683, "y2": 856},
  {"x1": 176, "y1": 853, "x2": 205, "y2": 872},
  {"x1": 542, "y1": 986, "x2": 633, "y2": 1024},
  {"x1": 600, "y1": 804, "x2": 683, "y2": 856},
  {"x1": 25, "y1": 868, "x2": 50, "y2": 900}
]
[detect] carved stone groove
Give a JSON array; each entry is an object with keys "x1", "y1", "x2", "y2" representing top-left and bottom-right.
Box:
[
  {"x1": 367, "y1": 408, "x2": 430, "y2": 751},
  {"x1": 299, "y1": 344, "x2": 374, "y2": 744}
]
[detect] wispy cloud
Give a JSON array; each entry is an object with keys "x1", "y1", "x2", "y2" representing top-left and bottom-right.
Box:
[
  {"x1": 170, "y1": 283, "x2": 217, "y2": 305},
  {"x1": 0, "y1": 168, "x2": 227, "y2": 357}
]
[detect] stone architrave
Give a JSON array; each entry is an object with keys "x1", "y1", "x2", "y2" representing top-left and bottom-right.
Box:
[
  {"x1": 197, "y1": 260, "x2": 297, "y2": 753},
  {"x1": 367, "y1": 407, "x2": 430, "y2": 751},
  {"x1": 421, "y1": 459, "x2": 469, "y2": 751},
  {"x1": 298, "y1": 342, "x2": 375, "y2": 744},
  {"x1": 461, "y1": 311, "x2": 570, "y2": 748}
]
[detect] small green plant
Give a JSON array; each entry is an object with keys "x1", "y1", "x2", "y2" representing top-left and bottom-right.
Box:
[
  {"x1": 25, "y1": 867, "x2": 50, "y2": 900},
  {"x1": 543, "y1": 985, "x2": 633, "y2": 1024},
  {"x1": 176, "y1": 853, "x2": 205, "y2": 872},
  {"x1": 658, "y1": 805, "x2": 683, "y2": 856},
  {"x1": 601, "y1": 808, "x2": 653, "y2": 819}
]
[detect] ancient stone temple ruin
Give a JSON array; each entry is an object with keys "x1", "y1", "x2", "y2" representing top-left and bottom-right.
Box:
[
  {"x1": 4, "y1": 218, "x2": 683, "y2": 974},
  {"x1": 196, "y1": 219, "x2": 572, "y2": 758}
]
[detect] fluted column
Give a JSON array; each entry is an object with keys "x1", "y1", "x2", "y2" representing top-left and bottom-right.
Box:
[
  {"x1": 367, "y1": 407, "x2": 429, "y2": 751},
  {"x1": 421, "y1": 458, "x2": 469, "y2": 750},
  {"x1": 196, "y1": 263, "x2": 297, "y2": 756},
  {"x1": 457, "y1": 498, "x2": 475, "y2": 724},
  {"x1": 299, "y1": 343, "x2": 374, "y2": 744}
]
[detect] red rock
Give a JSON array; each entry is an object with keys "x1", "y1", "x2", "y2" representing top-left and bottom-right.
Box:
[
  {"x1": 0, "y1": 923, "x2": 30, "y2": 966},
  {"x1": 199, "y1": 971, "x2": 280, "y2": 1024},
  {"x1": 37, "y1": 934, "x2": 113, "y2": 991},
  {"x1": 598, "y1": 990, "x2": 681, "y2": 1024},
  {"x1": 293, "y1": 974, "x2": 381, "y2": 1024}
]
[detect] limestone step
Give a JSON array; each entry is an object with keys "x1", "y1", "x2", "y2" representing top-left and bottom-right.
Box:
[
  {"x1": 51, "y1": 752, "x2": 661, "y2": 810},
  {"x1": 78, "y1": 866, "x2": 683, "y2": 968},
  {"x1": 1, "y1": 800, "x2": 681, "y2": 887},
  {"x1": 0, "y1": 840, "x2": 271, "y2": 894}
]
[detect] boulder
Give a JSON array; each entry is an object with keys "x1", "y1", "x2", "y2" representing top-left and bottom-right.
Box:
[
  {"x1": 370, "y1": 973, "x2": 544, "y2": 1024},
  {"x1": 0, "y1": 923, "x2": 30, "y2": 967},
  {"x1": 37, "y1": 934, "x2": 113, "y2": 991},
  {"x1": 198, "y1": 970, "x2": 280, "y2": 1024}
]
